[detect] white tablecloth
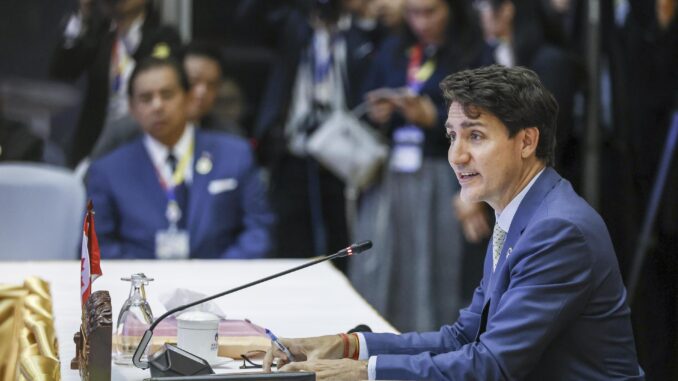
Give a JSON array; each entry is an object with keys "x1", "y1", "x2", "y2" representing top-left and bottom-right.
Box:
[{"x1": 1, "y1": 259, "x2": 396, "y2": 380}]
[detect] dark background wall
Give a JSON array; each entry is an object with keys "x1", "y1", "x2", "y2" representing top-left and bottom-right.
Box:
[{"x1": 0, "y1": 0, "x2": 74, "y2": 80}]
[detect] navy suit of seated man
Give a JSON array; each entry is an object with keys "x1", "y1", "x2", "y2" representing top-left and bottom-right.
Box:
[
  {"x1": 261, "y1": 65, "x2": 643, "y2": 380},
  {"x1": 87, "y1": 56, "x2": 274, "y2": 259}
]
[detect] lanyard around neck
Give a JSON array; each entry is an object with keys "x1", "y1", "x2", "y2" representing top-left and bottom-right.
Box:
[
  {"x1": 155, "y1": 139, "x2": 194, "y2": 192},
  {"x1": 407, "y1": 44, "x2": 436, "y2": 93},
  {"x1": 312, "y1": 28, "x2": 339, "y2": 84}
]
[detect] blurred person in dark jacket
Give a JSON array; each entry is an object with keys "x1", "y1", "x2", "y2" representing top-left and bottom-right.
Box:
[
  {"x1": 49, "y1": 0, "x2": 181, "y2": 167},
  {"x1": 349, "y1": 0, "x2": 493, "y2": 332},
  {"x1": 607, "y1": 0, "x2": 678, "y2": 379},
  {"x1": 251, "y1": 0, "x2": 383, "y2": 267},
  {"x1": 183, "y1": 41, "x2": 244, "y2": 136}
]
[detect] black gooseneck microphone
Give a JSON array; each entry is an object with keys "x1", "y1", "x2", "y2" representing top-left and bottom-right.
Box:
[{"x1": 132, "y1": 240, "x2": 373, "y2": 376}]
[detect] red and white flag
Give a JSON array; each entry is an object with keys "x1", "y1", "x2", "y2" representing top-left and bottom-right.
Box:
[{"x1": 81, "y1": 200, "x2": 103, "y2": 306}]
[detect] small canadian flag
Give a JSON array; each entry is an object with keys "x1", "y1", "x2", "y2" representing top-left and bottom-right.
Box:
[{"x1": 81, "y1": 200, "x2": 103, "y2": 306}]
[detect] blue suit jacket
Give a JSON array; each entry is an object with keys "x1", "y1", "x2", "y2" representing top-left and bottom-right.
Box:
[
  {"x1": 364, "y1": 168, "x2": 643, "y2": 380},
  {"x1": 87, "y1": 130, "x2": 274, "y2": 259}
]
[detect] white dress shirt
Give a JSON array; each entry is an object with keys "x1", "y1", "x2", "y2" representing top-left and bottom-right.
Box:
[
  {"x1": 493, "y1": 40, "x2": 516, "y2": 68},
  {"x1": 495, "y1": 168, "x2": 544, "y2": 233},
  {"x1": 143, "y1": 124, "x2": 195, "y2": 187},
  {"x1": 107, "y1": 15, "x2": 144, "y2": 120}
]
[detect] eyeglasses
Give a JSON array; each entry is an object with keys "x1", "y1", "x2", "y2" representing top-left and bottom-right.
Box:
[{"x1": 239, "y1": 350, "x2": 269, "y2": 369}]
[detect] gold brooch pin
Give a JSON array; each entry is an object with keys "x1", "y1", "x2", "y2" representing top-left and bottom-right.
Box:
[{"x1": 196, "y1": 153, "x2": 213, "y2": 175}]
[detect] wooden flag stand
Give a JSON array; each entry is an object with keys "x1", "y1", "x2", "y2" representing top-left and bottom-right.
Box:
[{"x1": 71, "y1": 290, "x2": 113, "y2": 380}]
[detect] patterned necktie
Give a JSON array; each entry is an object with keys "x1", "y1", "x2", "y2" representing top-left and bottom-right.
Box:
[
  {"x1": 166, "y1": 152, "x2": 187, "y2": 228},
  {"x1": 492, "y1": 222, "x2": 507, "y2": 272}
]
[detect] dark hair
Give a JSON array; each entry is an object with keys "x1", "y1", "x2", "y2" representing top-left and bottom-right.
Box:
[
  {"x1": 182, "y1": 41, "x2": 225, "y2": 76},
  {"x1": 440, "y1": 65, "x2": 558, "y2": 165},
  {"x1": 481, "y1": 0, "x2": 507, "y2": 11},
  {"x1": 312, "y1": 0, "x2": 341, "y2": 23},
  {"x1": 127, "y1": 56, "x2": 190, "y2": 98}
]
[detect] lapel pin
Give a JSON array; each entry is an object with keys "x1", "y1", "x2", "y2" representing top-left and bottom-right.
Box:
[
  {"x1": 506, "y1": 247, "x2": 513, "y2": 258},
  {"x1": 196, "y1": 153, "x2": 213, "y2": 175}
]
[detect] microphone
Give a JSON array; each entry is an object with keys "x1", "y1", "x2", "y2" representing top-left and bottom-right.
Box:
[
  {"x1": 132, "y1": 240, "x2": 373, "y2": 376},
  {"x1": 334, "y1": 240, "x2": 372, "y2": 258}
]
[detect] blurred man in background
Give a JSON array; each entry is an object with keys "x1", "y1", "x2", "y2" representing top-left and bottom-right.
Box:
[
  {"x1": 183, "y1": 41, "x2": 245, "y2": 136},
  {"x1": 87, "y1": 57, "x2": 273, "y2": 259}
]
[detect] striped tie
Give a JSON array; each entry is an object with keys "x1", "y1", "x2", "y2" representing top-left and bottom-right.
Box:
[{"x1": 492, "y1": 223, "x2": 507, "y2": 272}]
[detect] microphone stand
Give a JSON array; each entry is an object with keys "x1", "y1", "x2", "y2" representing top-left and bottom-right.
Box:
[{"x1": 132, "y1": 241, "x2": 373, "y2": 373}]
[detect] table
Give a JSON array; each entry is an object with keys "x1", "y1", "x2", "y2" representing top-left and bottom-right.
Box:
[{"x1": 2, "y1": 259, "x2": 396, "y2": 380}]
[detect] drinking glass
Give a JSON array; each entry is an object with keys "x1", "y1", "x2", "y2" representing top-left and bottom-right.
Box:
[{"x1": 113, "y1": 273, "x2": 154, "y2": 365}]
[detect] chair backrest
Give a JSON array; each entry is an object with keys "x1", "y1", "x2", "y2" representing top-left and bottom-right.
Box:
[{"x1": 0, "y1": 163, "x2": 85, "y2": 260}]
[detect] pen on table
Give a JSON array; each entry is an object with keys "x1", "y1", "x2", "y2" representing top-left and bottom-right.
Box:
[{"x1": 265, "y1": 328, "x2": 296, "y2": 362}]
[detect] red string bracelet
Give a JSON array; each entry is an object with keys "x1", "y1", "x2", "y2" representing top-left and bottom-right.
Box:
[
  {"x1": 350, "y1": 333, "x2": 360, "y2": 360},
  {"x1": 339, "y1": 333, "x2": 350, "y2": 358}
]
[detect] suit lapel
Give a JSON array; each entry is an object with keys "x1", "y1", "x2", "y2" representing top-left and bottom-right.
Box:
[
  {"x1": 494, "y1": 167, "x2": 562, "y2": 273},
  {"x1": 187, "y1": 132, "x2": 211, "y2": 244},
  {"x1": 133, "y1": 140, "x2": 168, "y2": 215},
  {"x1": 477, "y1": 168, "x2": 562, "y2": 338}
]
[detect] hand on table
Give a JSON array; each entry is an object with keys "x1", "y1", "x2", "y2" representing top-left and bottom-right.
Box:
[
  {"x1": 281, "y1": 359, "x2": 369, "y2": 381},
  {"x1": 262, "y1": 334, "x2": 344, "y2": 372}
]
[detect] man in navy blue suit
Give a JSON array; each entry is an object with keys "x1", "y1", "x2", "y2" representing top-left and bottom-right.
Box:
[
  {"x1": 262, "y1": 65, "x2": 643, "y2": 380},
  {"x1": 87, "y1": 57, "x2": 274, "y2": 259}
]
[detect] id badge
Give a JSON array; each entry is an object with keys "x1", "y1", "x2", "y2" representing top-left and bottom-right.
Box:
[
  {"x1": 390, "y1": 126, "x2": 424, "y2": 173},
  {"x1": 155, "y1": 229, "x2": 190, "y2": 259}
]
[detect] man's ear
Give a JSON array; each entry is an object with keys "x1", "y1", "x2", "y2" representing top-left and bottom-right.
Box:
[{"x1": 520, "y1": 127, "x2": 540, "y2": 159}]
